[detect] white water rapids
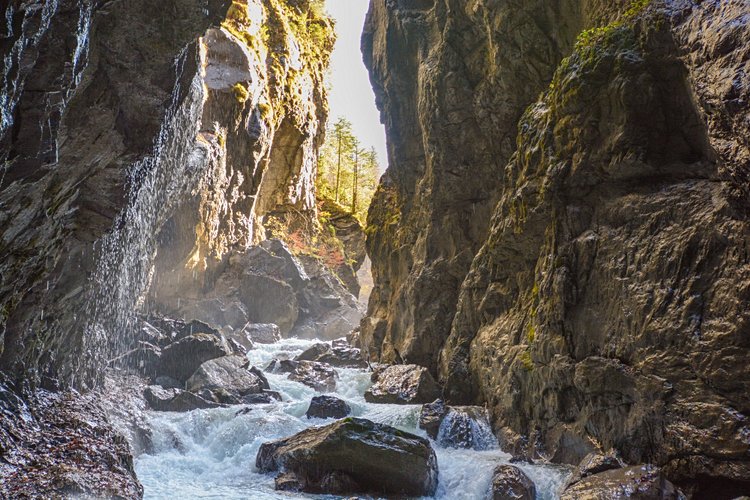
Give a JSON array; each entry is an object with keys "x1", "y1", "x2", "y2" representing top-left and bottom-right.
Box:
[{"x1": 133, "y1": 338, "x2": 570, "y2": 499}]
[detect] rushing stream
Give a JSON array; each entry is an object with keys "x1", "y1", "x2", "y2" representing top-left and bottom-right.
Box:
[{"x1": 133, "y1": 338, "x2": 570, "y2": 499}]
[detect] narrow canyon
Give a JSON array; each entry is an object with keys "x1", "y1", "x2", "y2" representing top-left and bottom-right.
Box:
[{"x1": 1, "y1": 0, "x2": 748, "y2": 498}]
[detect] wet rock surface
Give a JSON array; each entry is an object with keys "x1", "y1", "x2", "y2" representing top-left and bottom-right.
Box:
[
  {"x1": 362, "y1": 0, "x2": 750, "y2": 489},
  {"x1": 267, "y1": 359, "x2": 338, "y2": 392},
  {"x1": 144, "y1": 385, "x2": 225, "y2": 412},
  {"x1": 186, "y1": 355, "x2": 266, "y2": 396},
  {"x1": 560, "y1": 464, "x2": 683, "y2": 500},
  {"x1": 305, "y1": 395, "x2": 352, "y2": 420},
  {"x1": 157, "y1": 333, "x2": 230, "y2": 383},
  {"x1": 0, "y1": 380, "x2": 143, "y2": 498},
  {"x1": 419, "y1": 399, "x2": 496, "y2": 449},
  {"x1": 566, "y1": 451, "x2": 627, "y2": 488},
  {"x1": 489, "y1": 465, "x2": 536, "y2": 500},
  {"x1": 295, "y1": 338, "x2": 367, "y2": 368},
  {"x1": 365, "y1": 364, "x2": 441, "y2": 405},
  {"x1": 238, "y1": 323, "x2": 282, "y2": 345},
  {"x1": 0, "y1": 0, "x2": 232, "y2": 386},
  {"x1": 256, "y1": 417, "x2": 439, "y2": 496}
]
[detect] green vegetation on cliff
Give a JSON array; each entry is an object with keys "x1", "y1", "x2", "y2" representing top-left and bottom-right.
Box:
[{"x1": 317, "y1": 117, "x2": 381, "y2": 222}]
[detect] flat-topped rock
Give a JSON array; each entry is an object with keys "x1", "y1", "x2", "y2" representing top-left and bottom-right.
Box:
[
  {"x1": 256, "y1": 417, "x2": 438, "y2": 496},
  {"x1": 295, "y1": 339, "x2": 367, "y2": 368},
  {"x1": 365, "y1": 364, "x2": 441, "y2": 404},
  {"x1": 186, "y1": 355, "x2": 267, "y2": 396}
]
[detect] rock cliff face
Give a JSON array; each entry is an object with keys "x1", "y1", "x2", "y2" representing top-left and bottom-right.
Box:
[
  {"x1": 363, "y1": 0, "x2": 750, "y2": 493},
  {"x1": 0, "y1": 0, "x2": 232, "y2": 387},
  {"x1": 0, "y1": 0, "x2": 337, "y2": 387}
]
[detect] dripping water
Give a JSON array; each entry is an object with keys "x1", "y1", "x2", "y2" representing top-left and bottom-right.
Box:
[{"x1": 80, "y1": 46, "x2": 211, "y2": 386}]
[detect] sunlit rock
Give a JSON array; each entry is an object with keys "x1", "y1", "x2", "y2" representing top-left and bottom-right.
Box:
[
  {"x1": 186, "y1": 355, "x2": 267, "y2": 397},
  {"x1": 365, "y1": 364, "x2": 441, "y2": 405},
  {"x1": 267, "y1": 358, "x2": 337, "y2": 392},
  {"x1": 295, "y1": 338, "x2": 366, "y2": 368}
]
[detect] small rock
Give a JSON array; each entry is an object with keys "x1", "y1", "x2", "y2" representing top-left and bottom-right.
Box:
[
  {"x1": 295, "y1": 340, "x2": 367, "y2": 368},
  {"x1": 256, "y1": 417, "x2": 438, "y2": 496},
  {"x1": 240, "y1": 390, "x2": 282, "y2": 404},
  {"x1": 436, "y1": 406, "x2": 496, "y2": 450},
  {"x1": 157, "y1": 333, "x2": 230, "y2": 382},
  {"x1": 489, "y1": 465, "x2": 536, "y2": 500},
  {"x1": 364, "y1": 364, "x2": 441, "y2": 404},
  {"x1": 143, "y1": 386, "x2": 224, "y2": 412},
  {"x1": 238, "y1": 323, "x2": 282, "y2": 345},
  {"x1": 267, "y1": 359, "x2": 338, "y2": 392},
  {"x1": 305, "y1": 395, "x2": 351, "y2": 419},
  {"x1": 560, "y1": 464, "x2": 682, "y2": 500},
  {"x1": 186, "y1": 355, "x2": 266, "y2": 397}
]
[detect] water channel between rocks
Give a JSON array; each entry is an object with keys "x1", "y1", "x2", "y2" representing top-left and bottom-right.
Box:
[{"x1": 129, "y1": 338, "x2": 570, "y2": 499}]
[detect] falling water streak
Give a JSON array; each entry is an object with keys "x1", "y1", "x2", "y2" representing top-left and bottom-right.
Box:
[
  {"x1": 436, "y1": 408, "x2": 498, "y2": 451},
  {"x1": 71, "y1": 1, "x2": 93, "y2": 87},
  {"x1": 80, "y1": 47, "x2": 210, "y2": 385},
  {"x1": 0, "y1": 0, "x2": 61, "y2": 140}
]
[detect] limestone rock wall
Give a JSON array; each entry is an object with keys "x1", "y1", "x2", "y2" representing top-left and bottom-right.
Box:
[{"x1": 363, "y1": 0, "x2": 750, "y2": 492}]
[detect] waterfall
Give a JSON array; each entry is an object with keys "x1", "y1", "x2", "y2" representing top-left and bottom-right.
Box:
[
  {"x1": 80, "y1": 47, "x2": 211, "y2": 386},
  {"x1": 436, "y1": 407, "x2": 498, "y2": 451}
]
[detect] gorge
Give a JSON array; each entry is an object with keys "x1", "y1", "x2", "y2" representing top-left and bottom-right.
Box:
[{"x1": 1, "y1": 0, "x2": 749, "y2": 499}]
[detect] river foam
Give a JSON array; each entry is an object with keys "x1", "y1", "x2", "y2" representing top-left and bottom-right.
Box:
[{"x1": 134, "y1": 338, "x2": 570, "y2": 499}]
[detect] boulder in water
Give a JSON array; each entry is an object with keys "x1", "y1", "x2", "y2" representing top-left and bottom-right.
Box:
[
  {"x1": 240, "y1": 391, "x2": 282, "y2": 404},
  {"x1": 267, "y1": 359, "x2": 337, "y2": 392},
  {"x1": 186, "y1": 355, "x2": 267, "y2": 397},
  {"x1": 144, "y1": 386, "x2": 224, "y2": 412},
  {"x1": 489, "y1": 465, "x2": 536, "y2": 500},
  {"x1": 560, "y1": 464, "x2": 682, "y2": 500},
  {"x1": 256, "y1": 417, "x2": 439, "y2": 496},
  {"x1": 295, "y1": 339, "x2": 366, "y2": 368},
  {"x1": 305, "y1": 395, "x2": 351, "y2": 419},
  {"x1": 419, "y1": 399, "x2": 449, "y2": 439},
  {"x1": 238, "y1": 323, "x2": 282, "y2": 345},
  {"x1": 365, "y1": 364, "x2": 441, "y2": 404},
  {"x1": 157, "y1": 333, "x2": 230, "y2": 382}
]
